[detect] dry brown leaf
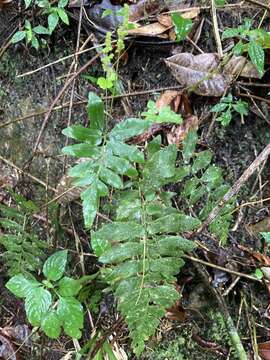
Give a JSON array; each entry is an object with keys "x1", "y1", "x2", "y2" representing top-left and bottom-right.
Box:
[
  {"x1": 223, "y1": 55, "x2": 261, "y2": 79},
  {"x1": 0, "y1": 334, "x2": 19, "y2": 360},
  {"x1": 165, "y1": 53, "x2": 262, "y2": 96},
  {"x1": 157, "y1": 9, "x2": 199, "y2": 27},
  {"x1": 129, "y1": 0, "x2": 163, "y2": 22},
  {"x1": 128, "y1": 22, "x2": 169, "y2": 37},
  {"x1": 248, "y1": 216, "x2": 270, "y2": 234},
  {"x1": 238, "y1": 244, "x2": 270, "y2": 265},
  {"x1": 156, "y1": 90, "x2": 181, "y2": 109},
  {"x1": 167, "y1": 115, "x2": 199, "y2": 145},
  {"x1": 165, "y1": 53, "x2": 228, "y2": 96},
  {"x1": 0, "y1": 325, "x2": 30, "y2": 345},
  {"x1": 259, "y1": 341, "x2": 270, "y2": 360},
  {"x1": 55, "y1": 174, "x2": 82, "y2": 205}
]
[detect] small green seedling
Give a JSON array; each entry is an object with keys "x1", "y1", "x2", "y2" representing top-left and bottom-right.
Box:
[
  {"x1": 171, "y1": 13, "x2": 193, "y2": 42},
  {"x1": 11, "y1": 0, "x2": 69, "y2": 49},
  {"x1": 6, "y1": 250, "x2": 84, "y2": 339},
  {"x1": 210, "y1": 94, "x2": 248, "y2": 126},
  {"x1": 222, "y1": 18, "x2": 270, "y2": 76}
]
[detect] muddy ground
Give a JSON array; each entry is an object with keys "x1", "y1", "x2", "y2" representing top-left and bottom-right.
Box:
[{"x1": 0, "y1": 1, "x2": 270, "y2": 359}]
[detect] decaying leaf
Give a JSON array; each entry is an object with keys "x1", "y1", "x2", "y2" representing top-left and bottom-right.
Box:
[
  {"x1": 248, "y1": 216, "x2": 270, "y2": 234},
  {"x1": 128, "y1": 22, "x2": 169, "y2": 37},
  {"x1": 157, "y1": 9, "x2": 200, "y2": 27},
  {"x1": 238, "y1": 244, "x2": 270, "y2": 265},
  {"x1": 167, "y1": 115, "x2": 199, "y2": 145},
  {"x1": 165, "y1": 53, "x2": 262, "y2": 96},
  {"x1": 261, "y1": 267, "x2": 270, "y2": 281},
  {"x1": 0, "y1": 334, "x2": 19, "y2": 360},
  {"x1": 165, "y1": 53, "x2": 228, "y2": 96},
  {"x1": 0, "y1": 325, "x2": 30, "y2": 345},
  {"x1": 56, "y1": 174, "x2": 82, "y2": 205},
  {"x1": 0, "y1": 0, "x2": 12, "y2": 8},
  {"x1": 259, "y1": 341, "x2": 270, "y2": 360}
]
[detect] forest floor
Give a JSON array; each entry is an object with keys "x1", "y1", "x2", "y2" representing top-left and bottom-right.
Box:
[{"x1": 0, "y1": 1, "x2": 270, "y2": 359}]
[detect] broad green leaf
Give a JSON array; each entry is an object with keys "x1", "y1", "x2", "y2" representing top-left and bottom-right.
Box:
[
  {"x1": 58, "y1": 0, "x2": 68, "y2": 7},
  {"x1": 81, "y1": 183, "x2": 99, "y2": 229},
  {"x1": 171, "y1": 13, "x2": 193, "y2": 42},
  {"x1": 149, "y1": 258, "x2": 182, "y2": 278},
  {"x1": 201, "y1": 165, "x2": 223, "y2": 187},
  {"x1": 233, "y1": 40, "x2": 244, "y2": 56},
  {"x1": 222, "y1": 28, "x2": 240, "y2": 39},
  {"x1": 210, "y1": 102, "x2": 228, "y2": 113},
  {"x1": 87, "y1": 92, "x2": 104, "y2": 132},
  {"x1": 143, "y1": 145, "x2": 177, "y2": 189},
  {"x1": 62, "y1": 125, "x2": 102, "y2": 145},
  {"x1": 62, "y1": 144, "x2": 99, "y2": 158},
  {"x1": 6, "y1": 275, "x2": 40, "y2": 298},
  {"x1": 57, "y1": 297, "x2": 84, "y2": 338},
  {"x1": 142, "y1": 101, "x2": 182, "y2": 124},
  {"x1": 106, "y1": 154, "x2": 137, "y2": 177},
  {"x1": 48, "y1": 13, "x2": 59, "y2": 34},
  {"x1": 33, "y1": 25, "x2": 49, "y2": 34},
  {"x1": 149, "y1": 285, "x2": 179, "y2": 306},
  {"x1": 182, "y1": 130, "x2": 198, "y2": 163},
  {"x1": 92, "y1": 222, "x2": 144, "y2": 243},
  {"x1": 99, "y1": 167, "x2": 123, "y2": 189},
  {"x1": 248, "y1": 41, "x2": 265, "y2": 76},
  {"x1": 25, "y1": 287, "x2": 52, "y2": 326},
  {"x1": 68, "y1": 160, "x2": 97, "y2": 178},
  {"x1": 41, "y1": 311, "x2": 61, "y2": 338},
  {"x1": 11, "y1": 31, "x2": 26, "y2": 44},
  {"x1": 148, "y1": 213, "x2": 201, "y2": 234},
  {"x1": 183, "y1": 177, "x2": 200, "y2": 196},
  {"x1": 157, "y1": 236, "x2": 196, "y2": 253},
  {"x1": 43, "y1": 250, "x2": 68, "y2": 281},
  {"x1": 192, "y1": 150, "x2": 212, "y2": 173},
  {"x1": 109, "y1": 118, "x2": 152, "y2": 141},
  {"x1": 109, "y1": 140, "x2": 145, "y2": 163},
  {"x1": 57, "y1": 8, "x2": 69, "y2": 25},
  {"x1": 58, "y1": 277, "x2": 82, "y2": 297},
  {"x1": 232, "y1": 100, "x2": 248, "y2": 115},
  {"x1": 99, "y1": 243, "x2": 144, "y2": 263}
]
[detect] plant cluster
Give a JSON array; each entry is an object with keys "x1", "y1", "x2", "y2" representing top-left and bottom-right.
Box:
[
  {"x1": 6, "y1": 250, "x2": 84, "y2": 339},
  {"x1": 0, "y1": 192, "x2": 48, "y2": 276},
  {"x1": 222, "y1": 18, "x2": 270, "y2": 76},
  {"x1": 11, "y1": 0, "x2": 69, "y2": 49},
  {"x1": 210, "y1": 94, "x2": 249, "y2": 126}
]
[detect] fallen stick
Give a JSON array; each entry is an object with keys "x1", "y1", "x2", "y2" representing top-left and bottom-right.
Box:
[{"x1": 196, "y1": 143, "x2": 270, "y2": 233}]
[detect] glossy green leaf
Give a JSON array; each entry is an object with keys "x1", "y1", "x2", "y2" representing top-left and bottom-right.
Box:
[
  {"x1": 43, "y1": 250, "x2": 68, "y2": 281},
  {"x1": 93, "y1": 222, "x2": 144, "y2": 243},
  {"x1": 248, "y1": 41, "x2": 265, "y2": 76},
  {"x1": 109, "y1": 118, "x2": 152, "y2": 141},
  {"x1": 24, "y1": 0, "x2": 32, "y2": 8},
  {"x1": 222, "y1": 28, "x2": 240, "y2": 39},
  {"x1": 6, "y1": 275, "x2": 40, "y2": 298},
  {"x1": 182, "y1": 130, "x2": 198, "y2": 163},
  {"x1": 62, "y1": 144, "x2": 99, "y2": 158},
  {"x1": 57, "y1": 297, "x2": 84, "y2": 338},
  {"x1": 217, "y1": 109, "x2": 232, "y2": 126},
  {"x1": 148, "y1": 213, "x2": 201, "y2": 234},
  {"x1": 25, "y1": 287, "x2": 52, "y2": 326},
  {"x1": 201, "y1": 165, "x2": 223, "y2": 187},
  {"x1": 57, "y1": 8, "x2": 69, "y2": 25},
  {"x1": 210, "y1": 102, "x2": 228, "y2": 113},
  {"x1": 11, "y1": 31, "x2": 26, "y2": 44},
  {"x1": 58, "y1": 277, "x2": 82, "y2": 297},
  {"x1": 81, "y1": 183, "x2": 99, "y2": 229},
  {"x1": 41, "y1": 311, "x2": 61, "y2": 339},
  {"x1": 192, "y1": 150, "x2": 212, "y2": 173},
  {"x1": 100, "y1": 243, "x2": 144, "y2": 263},
  {"x1": 62, "y1": 125, "x2": 101, "y2": 145},
  {"x1": 232, "y1": 100, "x2": 249, "y2": 115},
  {"x1": 171, "y1": 13, "x2": 193, "y2": 42},
  {"x1": 87, "y1": 92, "x2": 104, "y2": 132},
  {"x1": 58, "y1": 0, "x2": 69, "y2": 7},
  {"x1": 261, "y1": 232, "x2": 270, "y2": 244},
  {"x1": 109, "y1": 140, "x2": 145, "y2": 163},
  {"x1": 99, "y1": 167, "x2": 123, "y2": 189},
  {"x1": 48, "y1": 13, "x2": 59, "y2": 34},
  {"x1": 106, "y1": 154, "x2": 137, "y2": 177}
]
